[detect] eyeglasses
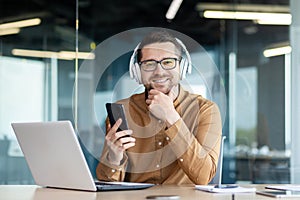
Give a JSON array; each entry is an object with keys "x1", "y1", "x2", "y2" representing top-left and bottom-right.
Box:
[{"x1": 139, "y1": 57, "x2": 180, "y2": 72}]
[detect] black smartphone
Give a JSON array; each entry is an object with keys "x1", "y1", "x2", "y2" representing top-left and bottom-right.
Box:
[
  {"x1": 256, "y1": 190, "x2": 300, "y2": 198},
  {"x1": 105, "y1": 103, "x2": 129, "y2": 132}
]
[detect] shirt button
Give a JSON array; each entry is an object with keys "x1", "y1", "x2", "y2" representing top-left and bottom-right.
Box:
[
  {"x1": 111, "y1": 169, "x2": 116, "y2": 173},
  {"x1": 166, "y1": 137, "x2": 170, "y2": 141},
  {"x1": 158, "y1": 142, "x2": 162, "y2": 146},
  {"x1": 156, "y1": 164, "x2": 160, "y2": 168},
  {"x1": 179, "y1": 158, "x2": 184, "y2": 162},
  {"x1": 158, "y1": 120, "x2": 162, "y2": 124}
]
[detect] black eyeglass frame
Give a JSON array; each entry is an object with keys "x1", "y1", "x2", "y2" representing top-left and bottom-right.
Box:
[{"x1": 138, "y1": 57, "x2": 181, "y2": 72}]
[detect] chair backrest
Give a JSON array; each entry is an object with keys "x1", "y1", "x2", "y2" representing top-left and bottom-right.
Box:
[{"x1": 209, "y1": 136, "x2": 226, "y2": 185}]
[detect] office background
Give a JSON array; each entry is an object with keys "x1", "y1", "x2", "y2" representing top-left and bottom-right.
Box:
[{"x1": 1, "y1": 0, "x2": 300, "y2": 185}]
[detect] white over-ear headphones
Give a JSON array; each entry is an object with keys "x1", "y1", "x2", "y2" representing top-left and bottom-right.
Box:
[{"x1": 129, "y1": 38, "x2": 192, "y2": 84}]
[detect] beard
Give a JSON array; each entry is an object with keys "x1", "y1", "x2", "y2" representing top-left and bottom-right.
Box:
[{"x1": 146, "y1": 75, "x2": 173, "y2": 94}]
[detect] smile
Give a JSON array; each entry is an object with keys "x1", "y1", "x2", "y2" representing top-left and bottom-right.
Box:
[{"x1": 152, "y1": 78, "x2": 169, "y2": 83}]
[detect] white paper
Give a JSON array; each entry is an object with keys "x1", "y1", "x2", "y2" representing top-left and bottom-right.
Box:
[{"x1": 195, "y1": 185, "x2": 256, "y2": 193}]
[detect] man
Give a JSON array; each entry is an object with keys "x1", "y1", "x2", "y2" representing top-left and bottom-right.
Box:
[{"x1": 96, "y1": 30, "x2": 222, "y2": 185}]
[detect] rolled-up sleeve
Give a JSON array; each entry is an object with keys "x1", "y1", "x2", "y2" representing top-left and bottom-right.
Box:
[{"x1": 96, "y1": 144, "x2": 128, "y2": 181}]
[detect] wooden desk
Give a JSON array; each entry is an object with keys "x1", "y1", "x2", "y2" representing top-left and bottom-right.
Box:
[{"x1": 0, "y1": 184, "x2": 287, "y2": 200}]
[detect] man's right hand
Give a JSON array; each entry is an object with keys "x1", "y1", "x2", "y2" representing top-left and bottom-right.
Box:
[{"x1": 105, "y1": 118, "x2": 135, "y2": 166}]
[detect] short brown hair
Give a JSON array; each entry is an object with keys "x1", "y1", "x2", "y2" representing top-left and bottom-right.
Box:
[{"x1": 137, "y1": 31, "x2": 182, "y2": 62}]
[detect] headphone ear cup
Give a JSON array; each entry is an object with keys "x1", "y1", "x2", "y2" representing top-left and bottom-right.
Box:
[
  {"x1": 129, "y1": 43, "x2": 142, "y2": 84},
  {"x1": 129, "y1": 52, "x2": 136, "y2": 80},
  {"x1": 180, "y1": 57, "x2": 188, "y2": 80},
  {"x1": 175, "y1": 38, "x2": 192, "y2": 80},
  {"x1": 134, "y1": 62, "x2": 142, "y2": 84}
]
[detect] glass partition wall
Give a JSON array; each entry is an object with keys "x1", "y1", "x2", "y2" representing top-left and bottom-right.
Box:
[
  {"x1": 0, "y1": 0, "x2": 291, "y2": 184},
  {"x1": 223, "y1": 21, "x2": 290, "y2": 184}
]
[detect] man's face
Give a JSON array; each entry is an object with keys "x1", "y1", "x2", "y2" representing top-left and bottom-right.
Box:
[{"x1": 140, "y1": 42, "x2": 181, "y2": 94}]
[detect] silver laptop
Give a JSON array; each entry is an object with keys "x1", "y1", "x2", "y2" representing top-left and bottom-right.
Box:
[{"x1": 11, "y1": 121, "x2": 154, "y2": 191}]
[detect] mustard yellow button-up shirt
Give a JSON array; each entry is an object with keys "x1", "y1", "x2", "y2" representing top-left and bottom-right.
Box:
[{"x1": 96, "y1": 86, "x2": 222, "y2": 185}]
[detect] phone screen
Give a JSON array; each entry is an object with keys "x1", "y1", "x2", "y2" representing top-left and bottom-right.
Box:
[{"x1": 105, "y1": 103, "x2": 129, "y2": 131}]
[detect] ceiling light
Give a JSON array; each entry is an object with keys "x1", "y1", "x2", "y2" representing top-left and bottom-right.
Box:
[
  {"x1": 203, "y1": 10, "x2": 290, "y2": 20},
  {"x1": 203, "y1": 10, "x2": 291, "y2": 25},
  {"x1": 165, "y1": 0, "x2": 183, "y2": 20},
  {"x1": 255, "y1": 18, "x2": 291, "y2": 25},
  {"x1": 12, "y1": 49, "x2": 95, "y2": 60},
  {"x1": 263, "y1": 46, "x2": 292, "y2": 57},
  {"x1": 0, "y1": 18, "x2": 41, "y2": 29},
  {"x1": 58, "y1": 51, "x2": 95, "y2": 60},
  {"x1": 12, "y1": 49, "x2": 60, "y2": 59},
  {"x1": 197, "y1": 3, "x2": 291, "y2": 26},
  {"x1": 196, "y1": 3, "x2": 289, "y2": 13},
  {"x1": 0, "y1": 28, "x2": 20, "y2": 36}
]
